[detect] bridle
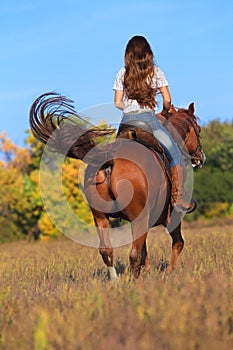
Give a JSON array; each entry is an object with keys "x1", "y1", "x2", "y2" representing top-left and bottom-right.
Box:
[
  {"x1": 161, "y1": 109, "x2": 204, "y2": 164},
  {"x1": 182, "y1": 118, "x2": 205, "y2": 166}
]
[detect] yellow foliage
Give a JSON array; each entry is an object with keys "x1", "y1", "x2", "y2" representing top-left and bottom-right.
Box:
[
  {"x1": 0, "y1": 131, "x2": 31, "y2": 171},
  {"x1": 205, "y1": 202, "x2": 229, "y2": 218},
  {"x1": 62, "y1": 158, "x2": 94, "y2": 226},
  {"x1": 0, "y1": 166, "x2": 23, "y2": 209},
  {"x1": 38, "y1": 212, "x2": 60, "y2": 238},
  {"x1": 29, "y1": 169, "x2": 40, "y2": 186}
]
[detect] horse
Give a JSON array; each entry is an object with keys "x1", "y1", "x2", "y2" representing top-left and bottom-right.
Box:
[{"x1": 29, "y1": 92, "x2": 205, "y2": 279}]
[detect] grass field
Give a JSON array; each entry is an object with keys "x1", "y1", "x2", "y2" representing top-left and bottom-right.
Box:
[{"x1": 0, "y1": 219, "x2": 233, "y2": 350}]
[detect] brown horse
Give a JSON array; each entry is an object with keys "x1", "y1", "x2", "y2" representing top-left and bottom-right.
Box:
[{"x1": 30, "y1": 93, "x2": 205, "y2": 279}]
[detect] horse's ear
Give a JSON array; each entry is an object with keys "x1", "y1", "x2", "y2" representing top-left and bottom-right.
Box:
[
  {"x1": 188, "y1": 103, "x2": 195, "y2": 116},
  {"x1": 170, "y1": 105, "x2": 176, "y2": 113}
]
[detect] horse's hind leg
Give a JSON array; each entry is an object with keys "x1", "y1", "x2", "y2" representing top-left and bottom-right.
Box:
[
  {"x1": 167, "y1": 222, "x2": 184, "y2": 272},
  {"x1": 93, "y1": 210, "x2": 118, "y2": 280},
  {"x1": 141, "y1": 240, "x2": 150, "y2": 271},
  {"x1": 130, "y1": 233, "x2": 148, "y2": 278}
]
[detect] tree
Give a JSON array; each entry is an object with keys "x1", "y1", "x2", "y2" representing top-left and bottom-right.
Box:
[
  {"x1": 0, "y1": 133, "x2": 35, "y2": 241},
  {"x1": 190, "y1": 119, "x2": 233, "y2": 219},
  {"x1": 201, "y1": 120, "x2": 233, "y2": 172}
]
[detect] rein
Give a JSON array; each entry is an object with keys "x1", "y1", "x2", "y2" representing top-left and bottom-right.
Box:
[{"x1": 181, "y1": 144, "x2": 203, "y2": 164}]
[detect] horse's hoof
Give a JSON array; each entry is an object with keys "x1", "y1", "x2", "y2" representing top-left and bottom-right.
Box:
[{"x1": 108, "y1": 266, "x2": 118, "y2": 281}]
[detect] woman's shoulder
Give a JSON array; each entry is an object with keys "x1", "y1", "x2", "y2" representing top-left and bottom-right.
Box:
[
  {"x1": 154, "y1": 65, "x2": 164, "y2": 74},
  {"x1": 153, "y1": 65, "x2": 168, "y2": 87},
  {"x1": 114, "y1": 66, "x2": 126, "y2": 81},
  {"x1": 116, "y1": 66, "x2": 125, "y2": 76},
  {"x1": 113, "y1": 67, "x2": 125, "y2": 90}
]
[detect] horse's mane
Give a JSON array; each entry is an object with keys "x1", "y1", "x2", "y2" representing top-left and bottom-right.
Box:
[{"x1": 159, "y1": 104, "x2": 200, "y2": 142}]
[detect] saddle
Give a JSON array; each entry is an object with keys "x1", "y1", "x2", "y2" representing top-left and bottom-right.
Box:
[{"x1": 117, "y1": 120, "x2": 171, "y2": 181}]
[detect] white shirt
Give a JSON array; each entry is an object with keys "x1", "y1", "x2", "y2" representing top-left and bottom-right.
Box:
[{"x1": 113, "y1": 65, "x2": 168, "y2": 114}]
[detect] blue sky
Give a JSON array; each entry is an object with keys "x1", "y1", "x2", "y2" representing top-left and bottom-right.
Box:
[{"x1": 1, "y1": 0, "x2": 233, "y2": 146}]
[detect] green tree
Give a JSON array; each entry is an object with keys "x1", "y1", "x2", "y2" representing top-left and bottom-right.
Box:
[
  {"x1": 190, "y1": 119, "x2": 233, "y2": 219},
  {"x1": 201, "y1": 120, "x2": 233, "y2": 172}
]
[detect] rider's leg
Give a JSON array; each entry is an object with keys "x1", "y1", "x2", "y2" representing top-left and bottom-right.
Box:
[
  {"x1": 170, "y1": 163, "x2": 196, "y2": 213},
  {"x1": 152, "y1": 122, "x2": 196, "y2": 213},
  {"x1": 139, "y1": 113, "x2": 196, "y2": 213}
]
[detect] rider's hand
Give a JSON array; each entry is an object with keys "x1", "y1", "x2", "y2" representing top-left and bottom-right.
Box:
[{"x1": 160, "y1": 108, "x2": 170, "y2": 118}]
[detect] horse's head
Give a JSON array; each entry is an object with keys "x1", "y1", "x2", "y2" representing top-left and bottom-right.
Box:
[{"x1": 167, "y1": 103, "x2": 206, "y2": 168}]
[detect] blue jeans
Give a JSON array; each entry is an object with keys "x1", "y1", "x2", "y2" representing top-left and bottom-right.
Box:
[{"x1": 120, "y1": 111, "x2": 182, "y2": 167}]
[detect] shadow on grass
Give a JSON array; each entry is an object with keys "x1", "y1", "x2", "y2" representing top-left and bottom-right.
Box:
[
  {"x1": 93, "y1": 257, "x2": 170, "y2": 282},
  {"x1": 155, "y1": 258, "x2": 169, "y2": 272}
]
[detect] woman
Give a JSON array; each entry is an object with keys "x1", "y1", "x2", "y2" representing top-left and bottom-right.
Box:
[{"x1": 113, "y1": 35, "x2": 194, "y2": 213}]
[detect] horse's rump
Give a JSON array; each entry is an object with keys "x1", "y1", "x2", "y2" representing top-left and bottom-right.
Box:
[{"x1": 85, "y1": 137, "x2": 171, "y2": 228}]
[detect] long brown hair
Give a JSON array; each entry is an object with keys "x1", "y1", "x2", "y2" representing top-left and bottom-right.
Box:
[{"x1": 124, "y1": 36, "x2": 156, "y2": 110}]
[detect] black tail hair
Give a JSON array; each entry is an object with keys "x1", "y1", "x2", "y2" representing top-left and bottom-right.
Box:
[{"x1": 29, "y1": 92, "x2": 115, "y2": 161}]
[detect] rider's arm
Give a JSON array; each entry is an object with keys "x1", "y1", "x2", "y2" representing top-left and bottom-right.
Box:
[
  {"x1": 114, "y1": 90, "x2": 124, "y2": 110},
  {"x1": 159, "y1": 86, "x2": 171, "y2": 116}
]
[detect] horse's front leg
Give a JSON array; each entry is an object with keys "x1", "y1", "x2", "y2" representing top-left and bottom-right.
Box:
[
  {"x1": 93, "y1": 210, "x2": 118, "y2": 280},
  {"x1": 167, "y1": 221, "x2": 184, "y2": 272},
  {"x1": 141, "y1": 240, "x2": 150, "y2": 272}
]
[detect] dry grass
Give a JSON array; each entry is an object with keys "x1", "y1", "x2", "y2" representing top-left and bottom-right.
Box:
[{"x1": 0, "y1": 220, "x2": 233, "y2": 350}]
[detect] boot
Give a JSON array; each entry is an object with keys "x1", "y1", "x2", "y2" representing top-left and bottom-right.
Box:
[{"x1": 170, "y1": 164, "x2": 196, "y2": 213}]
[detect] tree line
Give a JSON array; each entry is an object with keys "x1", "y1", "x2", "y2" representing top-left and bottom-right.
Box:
[
  {"x1": 191, "y1": 119, "x2": 233, "y2": 220},
  {"x1": 0, "y1": 118, "x2": 233, "y2": 242}
]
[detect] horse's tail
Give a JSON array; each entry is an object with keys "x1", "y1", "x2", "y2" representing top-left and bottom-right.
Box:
[{"x1": 29, "y1": 92, "x2": 115, "y2": 161}]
